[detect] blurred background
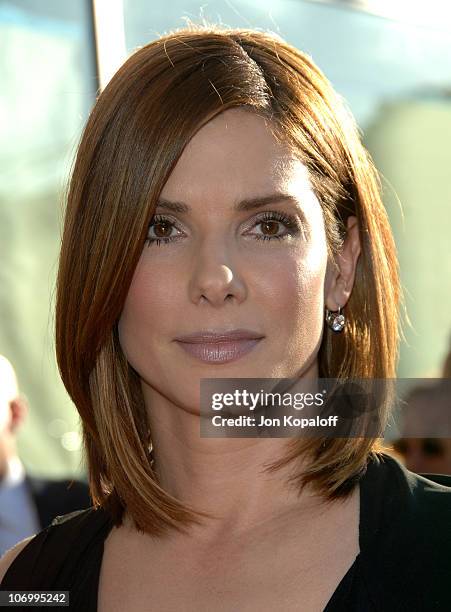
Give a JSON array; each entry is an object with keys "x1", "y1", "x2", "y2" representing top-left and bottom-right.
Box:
[{"x1": 1, "y1": 0, "x2": 450, "y2": 479}]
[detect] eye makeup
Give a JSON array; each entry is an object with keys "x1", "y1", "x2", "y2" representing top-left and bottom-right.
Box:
[{"x1": 144, "y1": 210, "x2": 304, "y2": 247}]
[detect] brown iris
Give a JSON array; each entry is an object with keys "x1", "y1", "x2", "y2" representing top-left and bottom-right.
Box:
[
  {"x1": 261, "y1": 220, "x2": 279, "y2": 236},
  {"x1": 153, "y1": 221, "x2": 172, "y2": 238}
]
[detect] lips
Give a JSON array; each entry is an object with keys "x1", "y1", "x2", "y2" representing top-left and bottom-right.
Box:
[
  {"x1": 174, "y1": 329, "x2": 264, "y2": 343},
  {"x1": 175, "y1": 338, "x2": 263, "y2": 364},
  {"x1": 173, "y1": 329, "x2": 264, "y2": 364}
]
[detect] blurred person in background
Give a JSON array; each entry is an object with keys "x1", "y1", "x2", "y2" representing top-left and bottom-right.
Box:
[
  {"x1": 392, "y1": 380, "x2": 451, "y2": 478},
  {"x1": 391, "y1": 340, "x2": 451, "y2": 476},
  {"x1": 0, "y1": 354, "x2": 91, "y2": 556}
]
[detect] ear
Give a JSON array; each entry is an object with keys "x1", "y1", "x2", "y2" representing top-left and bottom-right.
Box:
[
  {"x1": 9, "y1": 396, "x2": 28, "y2": 433},
  {"x1": 325, "y1": 216, "x2": 361, "y2": 311}
]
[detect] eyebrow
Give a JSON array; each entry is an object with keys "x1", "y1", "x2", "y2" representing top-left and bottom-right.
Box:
[{"x1": 156, "y1": 192, "x2": 307, "y2": 218}]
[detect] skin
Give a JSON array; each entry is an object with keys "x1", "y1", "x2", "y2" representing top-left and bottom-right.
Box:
[
  {"x1": 0, "y1": 357, "x2": 34, "y2": 571},
  {"x1": 396, "y1": 394, "x2": 451, "y2": 475},
  {"x1": 117, "y1": 107, "x2": 361, "y2": 542},
  {"x1": 0, "y1": 355, "x2": 28, "y2": 482},
  {"x1": 399, "y1": 437, "x2": 451, "y2": 475},
  {"x1": 0, "y1": 109, "x2": 363, "y2": 609}
]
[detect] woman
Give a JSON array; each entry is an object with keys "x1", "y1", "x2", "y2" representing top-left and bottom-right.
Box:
[{"x1": 1, "y1": 25, "x2": 450, "y2": 611}]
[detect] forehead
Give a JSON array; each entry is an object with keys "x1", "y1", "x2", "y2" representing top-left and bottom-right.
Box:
[{"x1": 160, "y1": 108, "x2": 312, "y2": 206}]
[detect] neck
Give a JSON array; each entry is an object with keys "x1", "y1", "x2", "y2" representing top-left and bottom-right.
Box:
[{"x1": 142, "y1": 389, "x2": 331, "y2": 542}]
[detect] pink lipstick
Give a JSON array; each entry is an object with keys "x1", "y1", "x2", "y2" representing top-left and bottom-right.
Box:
[{"x1": 174, "y1": 329, "x2": 264, "y2": 364}]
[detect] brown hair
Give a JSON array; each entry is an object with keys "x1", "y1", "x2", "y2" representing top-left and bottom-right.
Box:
[{"x1": 55, "y1": 25, "x2": 402, "y2": 535}]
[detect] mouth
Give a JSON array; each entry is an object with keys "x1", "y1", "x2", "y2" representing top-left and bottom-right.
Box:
[
  {"x1": 174, "y1": 329, "x2": 264, "y2": 343},
  {"x1": 174, "y1": 338, "x2": 263, "y2": 364}
]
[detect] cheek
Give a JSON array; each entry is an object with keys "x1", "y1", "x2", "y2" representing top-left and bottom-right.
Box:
[
  {"x1": 261, "y1": 242, "x2": 328, "y2": 325},
  {"x1": 117, "y1": 258, "x2": 175, "y2": 362},
  {"x1": 260, "y1": 241, "x2": 328, "y2": 369}
]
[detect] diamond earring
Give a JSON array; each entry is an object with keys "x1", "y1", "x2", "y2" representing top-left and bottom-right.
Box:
[{"x1": 325, "y1": 306, "x2": 346, "y2": 332}]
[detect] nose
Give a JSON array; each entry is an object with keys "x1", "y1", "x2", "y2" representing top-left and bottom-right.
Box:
[{"x1": 188, "y1": 239, "x2": 246, "y2": 307}]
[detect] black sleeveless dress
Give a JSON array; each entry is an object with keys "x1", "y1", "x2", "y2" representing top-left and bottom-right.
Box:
[{"x1": 2, "y1": 453, "x2": 451, "y2": 611}]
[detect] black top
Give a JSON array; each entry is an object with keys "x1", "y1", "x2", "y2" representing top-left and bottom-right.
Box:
[
  {"x1": 25, "y1": 475, "x2": 91, "y2": 529},
  {"x1": 2, "y1": 453, "x2": 451, "y2": 611}
]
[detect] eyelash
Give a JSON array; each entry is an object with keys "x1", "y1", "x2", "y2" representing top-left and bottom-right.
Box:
[{"x1": 144, "y1": 211, "x2": 302, "y2": 247}]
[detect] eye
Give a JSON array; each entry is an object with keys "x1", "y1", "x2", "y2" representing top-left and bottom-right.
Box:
[
  {"x1": 145, "y1": 215, "x2": 183, "y2": 246},
  {"x1": 144, "y1": 210, "x2": 303, "y2": 248},
  {"x1": 248, "y1": 211, "x2": 302, "y2": 242}
]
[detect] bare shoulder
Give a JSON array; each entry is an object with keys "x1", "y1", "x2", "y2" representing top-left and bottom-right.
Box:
[{"x1": 0, "y1": 536, "x2": 36, "y2": 584}]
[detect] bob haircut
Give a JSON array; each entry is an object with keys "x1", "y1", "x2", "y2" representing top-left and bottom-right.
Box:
[{"x1": 55, "y1": 25, "x2": 401, "y2": 536}]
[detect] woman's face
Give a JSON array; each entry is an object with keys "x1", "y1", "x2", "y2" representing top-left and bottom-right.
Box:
[{"x1": 118, "y1": 108, "x2": 332, "y2": 412}]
